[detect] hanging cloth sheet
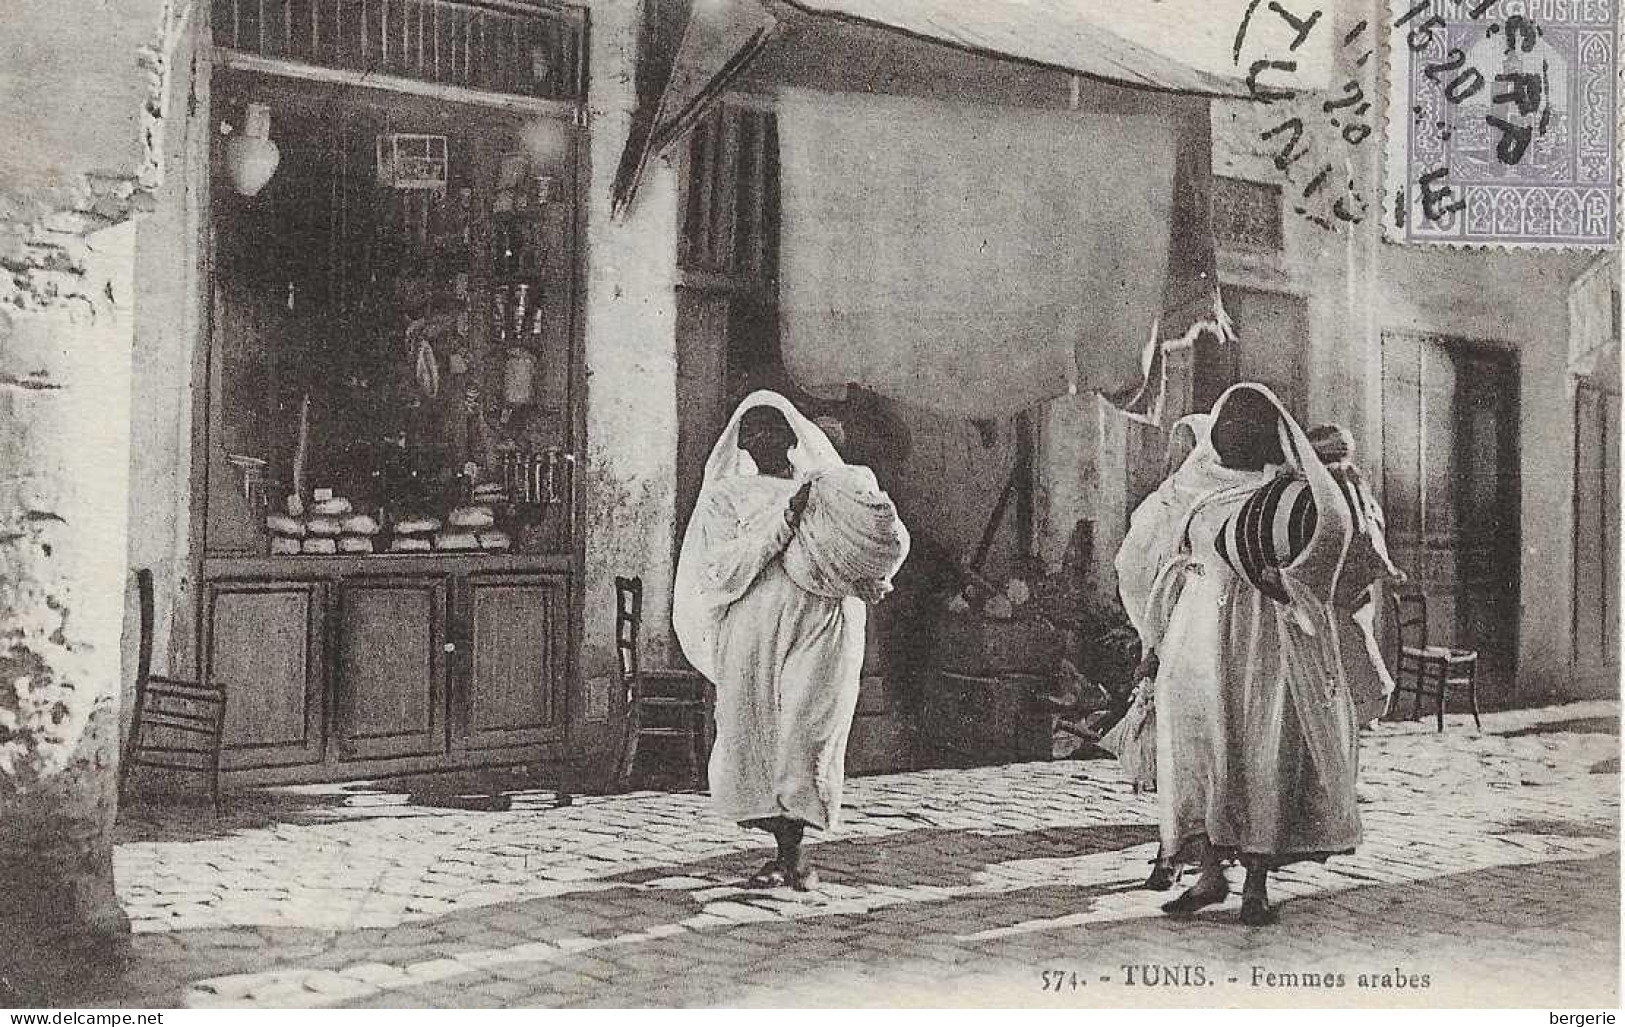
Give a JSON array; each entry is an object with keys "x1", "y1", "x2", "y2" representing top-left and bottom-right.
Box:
[{"x1": 776, "y1": 87, "x2": 1211, "y2": 420}]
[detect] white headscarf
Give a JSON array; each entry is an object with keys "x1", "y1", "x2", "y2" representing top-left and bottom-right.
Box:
[
  {"x1": 1117, "y1": 411, "x2": 1259, "y2": 642},
  {"x1": 696, "y1": 389, "x2": 844, "y2": 488},
  {"x1": 673, "y1": 391, "x2": 846, "y2": 679}
]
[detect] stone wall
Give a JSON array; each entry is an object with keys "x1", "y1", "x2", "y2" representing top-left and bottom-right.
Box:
[{"x1": 0, "y1": 0, "x2": 186, "y2": 980}]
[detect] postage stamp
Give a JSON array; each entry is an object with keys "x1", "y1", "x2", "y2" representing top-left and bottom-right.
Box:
[{"x1": 1384, "y1": 0, "x2": 1619, "y2": 246}]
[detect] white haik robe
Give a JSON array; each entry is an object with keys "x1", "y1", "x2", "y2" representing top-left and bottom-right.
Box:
[
  {"x1": 674, "y1": 391, "x2": 908, "y2": 830},
  {"x1": 1127, "y1": 384, "x2": 1365, "y2": 867}
]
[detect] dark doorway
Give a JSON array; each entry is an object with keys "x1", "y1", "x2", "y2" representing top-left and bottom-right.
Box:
[{"x1": 1381, "y1": 333, "x2": 1522, "y2": 703}]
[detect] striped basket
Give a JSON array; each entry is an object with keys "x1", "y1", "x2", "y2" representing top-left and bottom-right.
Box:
[{"x1": 1215, "y1": 476, "x2": 1317, "y2": 602}]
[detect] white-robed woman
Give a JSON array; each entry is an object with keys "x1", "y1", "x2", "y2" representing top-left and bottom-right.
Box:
[
  {"x1": 1136, "y1": 383, "x2": 1366, "y2": 926},
  {"x1": 1308, "y1": 424, "x2": 1408, "y2": 728},
  {"x1": 674, "y1": 391, "x2": 909, "y2": 890},
  {"x1": 1111, "y1": 413, "x2": 1231, "y2": 890},
  {"x1": 1117, "y1": 414, "x2": 1217, "y2": 646}
]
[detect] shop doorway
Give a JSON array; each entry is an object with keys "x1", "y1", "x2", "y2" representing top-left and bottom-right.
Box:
[{"x1": 1380, "y1": 333, "x2": 1522, "y2": 703}]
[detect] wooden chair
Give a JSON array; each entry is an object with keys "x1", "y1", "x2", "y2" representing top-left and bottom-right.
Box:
[
  {"x1": 612, "y1": 576, "x2": 712, "y2": 792},
  {"x1": 1388, "y1": 589, "x2": 1481, "y2": 733},
  {"x1": 119, "y1": 569, "x2": 230, "y2": 814}
]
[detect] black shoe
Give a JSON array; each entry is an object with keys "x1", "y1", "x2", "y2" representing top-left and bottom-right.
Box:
[
  {"x1": 743, "y1": 860, "x2": 788, "y2": 889},
  {"x1": 1143, "y1": 865, "x2": 1176, "y2": 891},
  {"x1": 1161, "y1": 879, "x2": 1229, "y2": 914},
  {"x1": 1239, "y1": 896, "x2": 1278, "y2": 926}
]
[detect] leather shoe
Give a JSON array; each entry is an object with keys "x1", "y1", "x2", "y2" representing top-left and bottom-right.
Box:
[
  {"x1": 1161, "y1": 879, "x2": 1229, "y2": 914},
  {"x1": 744, "y1": 860, "x2": 788, "y2": 889},
  {"x1": 1239, "y1": 896, "x2": 1279, "y2": 926},
  {"x1": 1143, "y1": 864, "x2": 1176, "y2": 891}
]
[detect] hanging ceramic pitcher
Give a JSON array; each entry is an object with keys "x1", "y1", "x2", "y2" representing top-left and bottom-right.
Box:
[{"x1": 226, "y1": 103, "x2": 281, "y2": 197}]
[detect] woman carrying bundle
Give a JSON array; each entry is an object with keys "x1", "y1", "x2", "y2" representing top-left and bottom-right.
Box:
[
  {"x1": 674, "y1": 391, "x2": 909, "y2": 890},
  {"x1": 1141, "y1": 383, "x2": 1369, "y2": 926}
]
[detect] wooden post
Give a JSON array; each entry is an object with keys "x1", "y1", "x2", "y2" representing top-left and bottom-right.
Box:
[{"x1": 1014, "y1": 411, "x2": 1035, "y2": 562}]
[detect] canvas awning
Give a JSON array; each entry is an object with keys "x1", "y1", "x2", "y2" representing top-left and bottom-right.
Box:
[
  {"x1": 610, "y1": 0, "x2": 1336, "y2": 216},
  {"x1": 775, "y1": 86, "x2": 1225, "y2": 421}
]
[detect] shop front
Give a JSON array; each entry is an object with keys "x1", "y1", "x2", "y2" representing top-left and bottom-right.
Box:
[
  {"x1": 150, "y1": 0, "x2": 1347, "y2": 788},
  {"x1": 196, "y1": 0, "x2": 589, "y2": 785}
]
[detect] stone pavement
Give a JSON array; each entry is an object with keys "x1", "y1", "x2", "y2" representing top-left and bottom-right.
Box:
[{"x1": 69, "y1": 702, "x2": 1624, "y2": 1007}]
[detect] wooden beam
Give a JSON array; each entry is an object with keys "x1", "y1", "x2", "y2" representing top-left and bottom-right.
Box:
[
  {"x1": 971, "y1": 456, "x2": 1021, "y2": 574},
  {"x1": 1015, "y1": 412, "x2": 1035, "y2": 561},
  {"x1": 213, "y1": 46, "x2": 579, "y2": 119}
]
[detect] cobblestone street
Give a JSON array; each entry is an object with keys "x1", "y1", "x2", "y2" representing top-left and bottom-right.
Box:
[{"x1": 68, "y1": 701, "x2": 1622, "y2": 1008}]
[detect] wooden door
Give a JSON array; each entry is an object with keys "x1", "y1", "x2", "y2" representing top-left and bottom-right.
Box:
[
  {"x1": 674, "y1": 286, "x2": 731, "y2": 564},
  {"x1": 333, "y1": 576, "x2": 450, "y2": 761},
  {"x1": 1573, "y1": 378, "x2": 1620, "y2": 690},
  {"x1": 206, "y1": 580, "x2": 327, "y2": 770},
  {"x1": 457, "y1": 572, "x2": 569, "y2": 750},
  {"x1": 1218, "y1": 287, "x2": 1311, "y2": 421},
  {"x1": 1381, "y1": 333, "x2": 1521, "y2": 700}
]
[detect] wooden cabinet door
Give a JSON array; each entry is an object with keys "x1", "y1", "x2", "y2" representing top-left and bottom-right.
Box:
[
  {"x1": 458, "y1": 573, "x2": 568, "y2": 751},
  {"x1": 206, "y1": 580, "x2": 326, "y2": 770},
  {"x1": 333, "y1": 576, "x2": 450, "y2": 761}
]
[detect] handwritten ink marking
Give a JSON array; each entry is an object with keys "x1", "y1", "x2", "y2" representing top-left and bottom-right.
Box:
[
  {"x1": 1247, "y1": 58, "x2": 1301, "y2": 102},
  {"x1": 1232, "y1": 0, "x2": 1269, "y2": 65},
  {"x1": 1268, "y1": 1, "x2": 1324, "y2": 49},
  {"x1": 1261, "y1": 117, "x2": 1311, "y2": 171},
  {"x1": 1418, "y1": 166, "x2": 1465, "y2": 223}
]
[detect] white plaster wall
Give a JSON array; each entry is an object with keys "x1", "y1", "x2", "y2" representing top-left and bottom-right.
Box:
[
  {"x1": 577, "y1": 0, "x2": 682, "y2": 731},
  {"x1": 0, "y1": 0, "x2": 152, "y2": 192},
  {"x1": 128, "y1": 17, "x2": 207, "y2": 699}
]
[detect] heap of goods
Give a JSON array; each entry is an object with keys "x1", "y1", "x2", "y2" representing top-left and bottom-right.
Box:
[
  {"x1": 269, "y1": 489, "x2": 512, "y2": 557},
  {"x1": 267, "y1": 495, "x2": 382, "y2": 555}
]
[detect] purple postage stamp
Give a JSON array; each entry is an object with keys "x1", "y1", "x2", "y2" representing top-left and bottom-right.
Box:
[{"x1": 1385, "y1": 0, "x2": 1619, "y2": 246}]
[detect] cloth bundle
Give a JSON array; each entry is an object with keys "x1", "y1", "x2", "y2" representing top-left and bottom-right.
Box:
[
  {"x1": 1098, "y1": 678, "x2": 1157, "y2": 793},
  {"x1": 1215, "y1": 475, "x2": 1317, "y2": 603},
  {"x1": 781, "y1": 465, "x2": 907, "y2": 599},
  {"x1": 389, "y1": 515, "x2": 440, "y2": 553}
]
